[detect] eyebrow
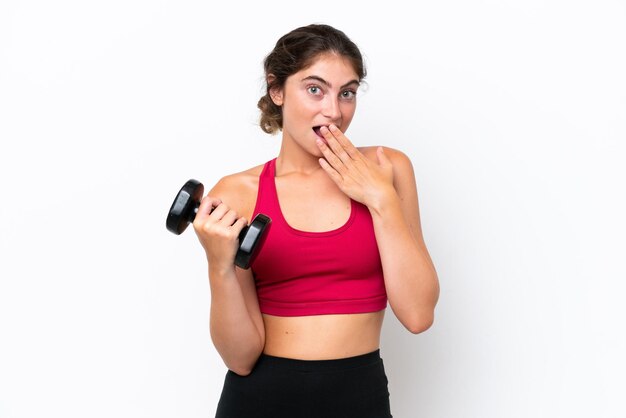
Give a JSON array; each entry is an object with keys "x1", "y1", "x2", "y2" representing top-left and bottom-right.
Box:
[{"x1": 301, "y1": 75, "x2": 360, "y2": 89}]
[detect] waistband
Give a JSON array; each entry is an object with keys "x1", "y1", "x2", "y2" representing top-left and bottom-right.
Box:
[{"x1": 255, "y1": 349, "x2": 382, "y2": 373}]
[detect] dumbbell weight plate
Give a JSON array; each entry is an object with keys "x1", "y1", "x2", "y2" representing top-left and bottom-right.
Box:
[
  {"x1": 166, "y1": 179, "x2": 203, "y2": 235},
  {"x1": 235, "y1": 214, "x2": 271, "y2": 269}
]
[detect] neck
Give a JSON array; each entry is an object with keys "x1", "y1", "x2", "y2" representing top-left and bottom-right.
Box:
[{"x1": 275, "y1": 134, "x2": 323, "y2": 176}]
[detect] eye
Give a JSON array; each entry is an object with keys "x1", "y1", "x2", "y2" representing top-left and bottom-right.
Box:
[
  {"x1": 307, "y1": 86, "x2": 322, "y2": 95},
  {"x1": 341, "y1": 90, "x2": 357, "y2": 100}
]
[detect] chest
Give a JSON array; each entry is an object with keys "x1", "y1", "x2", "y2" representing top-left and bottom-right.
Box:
[{"x1": 274, "y1": 175, "x2": 352, "y2": 233}]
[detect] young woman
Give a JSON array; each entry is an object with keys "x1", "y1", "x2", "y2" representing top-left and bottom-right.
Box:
[{"x1": 192, "y1": 24, "x2": 439, "y2": 418}]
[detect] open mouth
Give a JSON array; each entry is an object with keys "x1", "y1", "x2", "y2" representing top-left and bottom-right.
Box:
[{"x1": 312, "y1": 126, "x2": 327, "y2": 139}]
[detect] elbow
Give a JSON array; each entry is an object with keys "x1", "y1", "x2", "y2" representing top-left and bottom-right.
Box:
[
  {"x1": 212, "y1": 328, "x2": 265, "y2": 377},
  {"x1": 223, "y1": 342, "x2": 264, "y2": 377},
  {"x1": 225, "y1": 353, "x2": 260, "y2": 377},
  {"x1": 229, "y1": 364, "x2": 254, "y2": 377},
  {"x1": 404, "y1": 312, "x2": 435, "y2": 334}
]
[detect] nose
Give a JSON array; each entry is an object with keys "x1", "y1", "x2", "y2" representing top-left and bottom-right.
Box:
[{"x1": 321, "y1": 96, "x2": 341, "y2": 121}]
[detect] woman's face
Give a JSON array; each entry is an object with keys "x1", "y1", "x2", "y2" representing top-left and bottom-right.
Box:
[{"x1": 271, "y1": 53, "x2": 360, "y2": 157}]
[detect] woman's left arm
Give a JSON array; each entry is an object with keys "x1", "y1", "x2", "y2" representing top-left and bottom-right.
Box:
[{"x1": 317, "y1": 125, "x2": 440, "y2": 334}]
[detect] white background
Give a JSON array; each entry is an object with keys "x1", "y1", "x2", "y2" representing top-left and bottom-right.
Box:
[{"x1": 1, "y1": 1, "x2": 625, "y2": 417}]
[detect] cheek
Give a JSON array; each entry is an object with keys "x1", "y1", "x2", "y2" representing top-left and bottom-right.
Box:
[
  {"x1": 341, "y1": 103, "x2": 356, "y2": 122},
  {"x1": 281, "y1": 105, "x2": 309, "y2": 134},
  {"x1": 295, "y1": 97, "x2": 320, "y2": 115},
  {"x1": 286, "y1": 101, "x2": 318, "y2": 127}
]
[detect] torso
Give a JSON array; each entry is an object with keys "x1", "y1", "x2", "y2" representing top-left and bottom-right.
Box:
[
  {"x1": 219, "y1": 148, "x2": 385, "y2": 360},
  {"x1": 262, "y1": 311, "x2": 384, "y2": 359}
]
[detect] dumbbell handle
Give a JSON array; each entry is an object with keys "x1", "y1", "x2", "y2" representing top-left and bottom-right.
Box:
[{"x1": 180, "y1": 199, "x2": 252, "y2": 243}]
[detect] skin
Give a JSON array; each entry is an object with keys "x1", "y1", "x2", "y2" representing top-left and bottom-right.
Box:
[{"x1": 193, "y1": 52, "x2": 440, "y2": 376}]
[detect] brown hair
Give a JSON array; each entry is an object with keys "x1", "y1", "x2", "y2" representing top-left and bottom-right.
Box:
[{"x1": 257, "y1": 24, "x2": 366, "y2": 134}]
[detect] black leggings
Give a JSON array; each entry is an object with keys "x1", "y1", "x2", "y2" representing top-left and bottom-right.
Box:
[{"x1": 215, "y1": 350, "x2": 393, "y2": 418}]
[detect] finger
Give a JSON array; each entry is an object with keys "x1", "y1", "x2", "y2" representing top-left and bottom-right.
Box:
[
  {"x1": 211, "y1": 216, "x2": 246, "y2": 242},
  {"x1": 230, "y1": 216, "x2": 248, "y2": 234},
  {"x1": 216, "y1": 215, "x2": 247, "y2": 242},
  {"x1": 376, "y1": 146, "x2": 392, "y2": 167},
  {"x1": 207, "y1": 201, "x2": 227, "y2": 218},
  {"x1": 195, "y1": 196, "x2": 221, "y2": 221},
  {"x1": 318, "y1": 157, "x2": 344, "y2": 185},
  {"x1": 210, "y1": 203, "x2": 242, "y2": 227},
  {"x1": 218, "y1": 208, "x2": 239, "y2": 227},
  {"x1": 316, "y1": 138, "x2": 346, "y2": 172},
  {"x1": 328, "y1": 124, "x2": 361, "y2": 160},
  {"x1": 320, "y1": 126, "x2": 352, "y2": 164}
]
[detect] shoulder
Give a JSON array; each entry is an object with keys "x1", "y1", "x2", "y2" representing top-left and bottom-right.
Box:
[
  {"x1": 210, "y1": 163, "x2": 265, "y2": 193},
  {"x1": 208, "y1": 162, "x2": 266, "y2": 218}
]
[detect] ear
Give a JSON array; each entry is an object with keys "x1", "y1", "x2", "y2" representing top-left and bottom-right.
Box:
[{"x1": 267, "y1": 74, "x2": 283, "y2": 106}]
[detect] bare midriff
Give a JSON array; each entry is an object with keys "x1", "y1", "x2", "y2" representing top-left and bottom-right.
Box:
[{"x1": 262, "y1": 310, "x2": 385, "y2": 360}]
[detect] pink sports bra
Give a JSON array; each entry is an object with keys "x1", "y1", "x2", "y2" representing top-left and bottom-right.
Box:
[{"x1": 250, "y1": 158, "x2": 387, "y2": 316}]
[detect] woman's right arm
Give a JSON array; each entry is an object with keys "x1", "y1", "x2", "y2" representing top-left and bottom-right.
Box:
[
  {"x1": 192, "y1": 180, "x2": 265, "y2": 376},
  {"x1": 208, "y1": 265, "x2": 265, "y2": 376}
]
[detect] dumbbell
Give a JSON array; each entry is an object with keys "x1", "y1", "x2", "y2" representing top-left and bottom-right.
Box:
[{"x1": 166, "y1": 179, "x2": 271, "y2": 269}]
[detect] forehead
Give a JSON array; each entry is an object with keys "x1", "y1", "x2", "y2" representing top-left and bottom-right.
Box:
[{"x1": 291, "y1": 53, "x2": 359, "y2": 84}]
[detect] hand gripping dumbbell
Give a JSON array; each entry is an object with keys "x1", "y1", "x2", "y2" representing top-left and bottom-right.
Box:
[{"x1": 166, "y1": 179, "x2": 271, "y2": 269}]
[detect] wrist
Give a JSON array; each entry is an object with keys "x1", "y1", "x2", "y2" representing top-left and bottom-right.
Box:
[
  {"x1": 366, "y1": 185, "x2": 399, "y2": 217},
  {"x1": 208, "y1": 262, "x2": 237, "y2": 281}
]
